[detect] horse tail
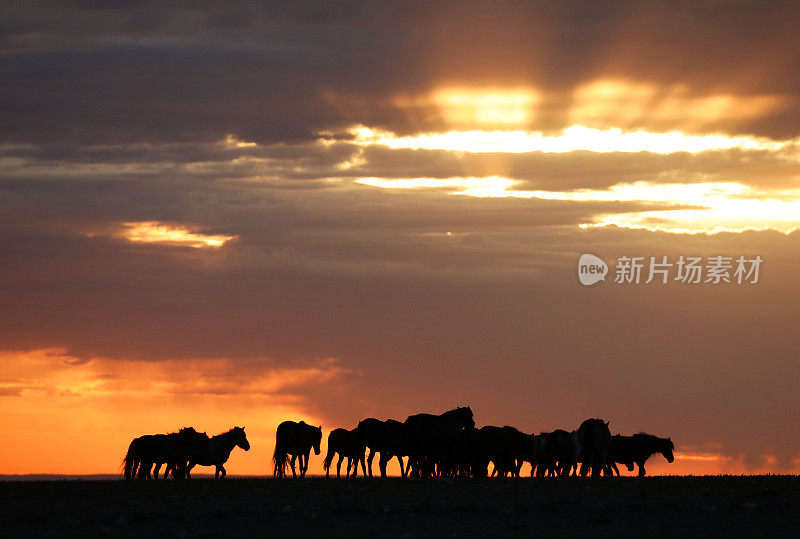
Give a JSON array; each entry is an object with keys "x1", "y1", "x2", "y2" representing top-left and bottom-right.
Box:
[
  {"x1": 323, "y1": 447, "x2": 335, "y2": 473},
  {"x1": 123, "y1": 440, "x2": 136, "y2": 480},
  {"x1": 273, "y1": 441, "x2": 288, "y2": 477}
]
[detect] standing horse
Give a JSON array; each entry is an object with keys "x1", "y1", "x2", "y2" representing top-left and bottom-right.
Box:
[
  {"x1": 123, "y1": 427, "x2": 199, "y2": 481},
  {"x1": 186, "y1": 426, "x2": 250, "y2": 479},
  {"x1": 273, "y1": 420, "x2": 322, "y2": 478},
  {"x1": 323, "y1": 427, "x2": 367, "y2": 478},
  {"x1": 404, "y1": 406, "x2": 474, "y2": 478},
  {"x1": 356, "y1": 418, "x2": 409, "y2": 478},
  {"x1": 606, "y1": 433, "x2": 674, "y2": 476},
  {"x1": 577, "y1": 418, "x2": 611, "y2": 477}
]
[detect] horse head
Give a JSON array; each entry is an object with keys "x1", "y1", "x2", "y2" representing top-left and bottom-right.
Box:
[
  {"x1": 662, "y1": 437, "x2": 675, "y2": 463},
  {"x1": 233, "y1": 426, "x2": 250, "y2": 451},
  {"x1": 313, "y1": 425, "x2": 322, "y2": 455},
  {"x1": 457, "y1": 405, "x2": 475, "y2": 429}
]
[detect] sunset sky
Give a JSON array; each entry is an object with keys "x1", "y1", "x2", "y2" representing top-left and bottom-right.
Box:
[{"x1": 2, "y1": 1, "x2": 800, "y2": 476}]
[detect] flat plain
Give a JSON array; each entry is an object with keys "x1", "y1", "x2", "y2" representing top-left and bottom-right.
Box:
[{"x1": 1, "y1": 476, "x2": 798, "y2": 537}]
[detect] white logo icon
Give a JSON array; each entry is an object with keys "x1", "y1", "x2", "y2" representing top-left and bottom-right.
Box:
[{"x1": 578, "y1": 254, "x2": 608, "y2": 286}]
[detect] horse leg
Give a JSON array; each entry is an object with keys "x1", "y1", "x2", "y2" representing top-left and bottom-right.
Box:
[
  {"x1": 378, "y1": 454, "x2": 389, "y2": 478},
  {"x1": 302, "y1": 449, "x2": 311, "y2": 477},
  {"x1": 298, "y1": 453, "x2": 305, "y2": 478},
  {"x1": 396, "y1": 455, "x2": 405, "y2": 478},
  {"x1": 153, "y1": 462, "x2": 162, "y2": 480},
  {"x1": 219, "y1": 465, "x2": 226, "y2": 479},
  {"x1": 336, "y1": 454, "x2": 343, "y2": 478},
  {"x1": 186, "y1": 462, "x2": 195, "y2": 479},
  {"x1": 289, "y1": 454, "x2": 298, "y2": 478},
  {"x1": 140, "y1": 461, "x2": 152, "y2": 480},
  {"x1": 367, "y1": 449, "x2": 376, "y2": 478},
  {"x1": 360, "y1": 454, "x2": 367, "y2": 477},
  {"x1": 637, "y1": 461, "x2": 646, "y2": 477}
]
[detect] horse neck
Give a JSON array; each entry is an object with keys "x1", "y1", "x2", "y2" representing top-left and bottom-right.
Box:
[
  {"x1": 212, "y1": 431, "x2": 239, "y2": 453},
  {"x1": 442, "y1": 410, "x2": 469, "y2": 428},
  {"x1": 641, "y1": 436, "x2": 666, "y2": 457}
]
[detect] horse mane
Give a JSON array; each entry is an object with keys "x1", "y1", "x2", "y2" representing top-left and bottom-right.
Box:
[{"x1": 633, "y1": 432, "x2": 673, "y2": 448}]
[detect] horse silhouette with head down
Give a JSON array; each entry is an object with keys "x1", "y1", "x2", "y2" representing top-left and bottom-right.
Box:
[
  {"x1": 273, "y1": 420, "x2": 322, "y2": 478},
  {"x1": 323, "y1": 427, "x2": 367, "y2": 478},
  {"x1": 605, "y1": 433, "x2": 674, "y2": 476}
]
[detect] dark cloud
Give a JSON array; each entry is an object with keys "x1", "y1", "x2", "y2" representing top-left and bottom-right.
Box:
[{"x1": 2, "y1": 1, "x2": 800, "y2": 144}]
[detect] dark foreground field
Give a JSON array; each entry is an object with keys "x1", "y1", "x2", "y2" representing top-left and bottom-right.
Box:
[{"x1": 1, "y1": 476, "x2": 799, "y2": 538}]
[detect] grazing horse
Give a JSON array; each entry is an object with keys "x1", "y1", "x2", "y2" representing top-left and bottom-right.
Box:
[
  {"x1": 273, "y1": 420, "x2": 322, "y2": 478},
  {"x1": 123, "y1": 427, "x2": 201, "y2": 481},
  {"x1": 356, "y1": 418, "x2": 409, "y2": 478},
  {"x1": 577, "y1": 418, "x2": 611, "y2": 477},
  {"x1": 186, "y1": 426, "x2": 250, "y2": 479},
  {"x1": 606, "y1": 433, "x2": 674, "y2": 476},
  {"x1": 323, "y1": 427, "x2": 367, "y2": 478},
  {"x1": 404, "y1": 406, "x2": 475, "y2": 478}
]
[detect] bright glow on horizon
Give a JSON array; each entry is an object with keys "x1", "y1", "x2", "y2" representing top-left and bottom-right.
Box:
[
  {"x1": 122, "y1": 222, "x2": 236, "y2": 248},
  {"x1": 344, "y1": 125, "x2": 792, "y2": 154}
]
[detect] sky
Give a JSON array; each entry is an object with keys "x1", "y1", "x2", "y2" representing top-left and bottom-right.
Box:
[{"x1": 2, "y1": 0, "x2": 800, "y2": 476}]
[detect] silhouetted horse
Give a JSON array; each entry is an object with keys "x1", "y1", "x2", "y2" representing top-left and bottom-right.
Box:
[
  {"x1": 480, "y1": 426, "x2": 530, "y2": 478},
  {"x1": 185, "y1": 426, "x2": 250, "y2": 479},
  {"x1": 356, "y1": 418, "x2": 409, "y2": 477},
  {"x1": 165, "y1": 429, "x2": 209, "y2": 479},
  {"x1": 404, "y1": 406, "x2": 474, "y2": 477},
  {"x1": 577, "y1": 418, "x2": 611, "y2": 477},
  {"x1": 605, "y1": 434, "x2": 635, "y2": 476},
  {"x1": 440, "y1": 426, "x2": 481, "y2": 478},
  {"x1": 605, "y1": 433, "x2": 674, "y2": 476},
  {"x1": 273, "y1": 420, "x2": 322, "y2": 478},
  {"x1": 123, "y1": 427, "x2": 199, "y2": 481},
  {"x1": 323, "y1": 427, "x2": 367, "y2": 478},
  {"x1": 535, "y1": 429, "x2": 579, "y2": 477}
]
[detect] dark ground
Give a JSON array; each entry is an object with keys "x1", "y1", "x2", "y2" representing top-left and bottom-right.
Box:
[{"x1": 1, "y1": 476, "x2": 798, "y2": 538}]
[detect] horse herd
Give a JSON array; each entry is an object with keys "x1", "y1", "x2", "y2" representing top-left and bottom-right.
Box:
[
  {"x1": 123, "y1": 407, "x2": 675, "y2": 480},
  {"x1": 275, "y1": 407, "x2": 675, "y2": 480}
]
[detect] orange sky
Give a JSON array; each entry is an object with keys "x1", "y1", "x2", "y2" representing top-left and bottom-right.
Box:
[{"x1": 1, "y1": 348, "x2": 796, "y2": 476}]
